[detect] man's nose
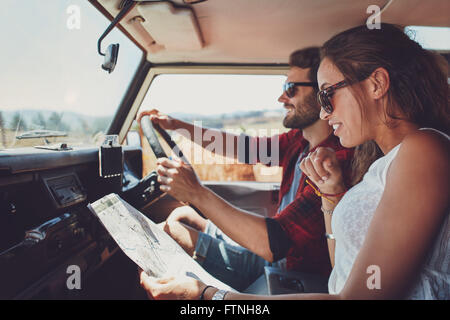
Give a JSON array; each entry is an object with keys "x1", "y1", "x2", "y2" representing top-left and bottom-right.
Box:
[{"x1": 278, "y1": 91, "x2": 288, "y2": 103}]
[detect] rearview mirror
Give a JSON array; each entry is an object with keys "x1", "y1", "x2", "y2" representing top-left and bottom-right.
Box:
[
  {"x1": 97, "y1": 0, "x2": 135, "y2": 73},
  {"x1": 101, "y1": 43, "x2": 119, "y2": 73}
]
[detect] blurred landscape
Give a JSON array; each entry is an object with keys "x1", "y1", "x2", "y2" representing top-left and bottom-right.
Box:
[
  {"x1": 0, "y1": 107, "x2": 285, "y2": 183},
  {"x1": 0, "y1": 109, "x2": 112, "y2": 148}
]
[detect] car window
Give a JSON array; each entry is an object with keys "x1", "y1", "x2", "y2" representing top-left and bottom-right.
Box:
[
  {"x1": 0, "y1": 0, "x2": 142, "y2": 150},
  {"x1": 136, "y1": 73, "x2": 288, "y2": 182},
  {"x1": 405, "y1": 26, "x2": 450, "y2": 81},
  {"x1": 405, "y1": 26, "x2": 450, "y2": 51}
]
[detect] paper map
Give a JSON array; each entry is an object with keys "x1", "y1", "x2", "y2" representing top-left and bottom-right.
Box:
[{"x1": 88, "y1": 193, "x2": 232, "y2": 290}]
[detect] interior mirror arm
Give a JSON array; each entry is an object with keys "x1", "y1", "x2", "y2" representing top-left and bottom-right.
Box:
[{"x1": 97, "y1": 0, "x2": 137, "y2": 56}]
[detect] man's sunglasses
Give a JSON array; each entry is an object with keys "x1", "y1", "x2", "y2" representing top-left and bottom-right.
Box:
[
  {"x1": 283, "y1": 82, "x2": 318, "y2": 98},
  {"x1": 317, "y1": 80, "x2": 348, "y2": 114}
]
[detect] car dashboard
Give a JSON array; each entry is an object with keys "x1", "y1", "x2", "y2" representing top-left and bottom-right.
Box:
[{"x1": 0, "y1": 145, "x2": 145, "y2": 299}]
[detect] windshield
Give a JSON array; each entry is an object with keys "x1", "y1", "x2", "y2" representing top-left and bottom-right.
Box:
[{"x1": 0, "y1": 0, "x2": 142, "y2": 149}]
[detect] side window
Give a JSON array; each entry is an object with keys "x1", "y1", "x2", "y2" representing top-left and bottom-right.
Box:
[
  {"x1": 405, "y1": 26, "x2": 450, "y2": 80},
  {"x1": 137, "y1": 73, "x2": 288, "y2": 182}
]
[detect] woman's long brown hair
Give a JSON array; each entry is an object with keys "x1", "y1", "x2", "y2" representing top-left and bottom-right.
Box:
[{"x1": 321, "y1": 23, "x2": 449, "y2": 184}]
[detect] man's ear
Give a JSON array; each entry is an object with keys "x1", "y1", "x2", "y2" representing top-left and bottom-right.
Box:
[{"x1": 368, "y1": 67, "x2": 390, "y2": 100}]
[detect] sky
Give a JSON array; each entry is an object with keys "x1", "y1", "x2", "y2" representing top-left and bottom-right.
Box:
[
  {"x1": 0, "y1": 0, "x2": 142, "y2": 118},
  {"x1": 0, "y1": 1, "x2": 448, "y2": 119},
  {"x1": 0, "y1": 0, "x2": 285, "y2": 119}
]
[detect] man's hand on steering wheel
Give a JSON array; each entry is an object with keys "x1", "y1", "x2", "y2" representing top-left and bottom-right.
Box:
[
  {"x1": 137, "y1": 109, "x2": 177, "y2": 131},
  {"x1": 137, "y1": 111, "x2": 205, "y2": 209}
]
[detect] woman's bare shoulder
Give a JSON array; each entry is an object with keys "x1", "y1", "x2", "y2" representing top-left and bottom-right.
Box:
[
  {"x1": 387, "y1": 129, "x2": 449, "y2": 192},
  {"x1": 400, "y1": 129, "x2": 449, "y2": 163}
]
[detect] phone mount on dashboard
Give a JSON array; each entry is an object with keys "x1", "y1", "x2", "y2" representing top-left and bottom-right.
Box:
[{"x1": 99, "y1": 135, "x2": 123, "y2": 193}]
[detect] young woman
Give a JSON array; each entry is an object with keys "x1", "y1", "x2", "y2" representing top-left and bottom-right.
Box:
[{"x1": 140, "y1": 23, "x2": 449, "y2": 300}]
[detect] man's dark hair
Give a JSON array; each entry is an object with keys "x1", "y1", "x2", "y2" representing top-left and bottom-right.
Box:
[{"x1": 289, "y1": 47, "x2": 321, "y2": 91}]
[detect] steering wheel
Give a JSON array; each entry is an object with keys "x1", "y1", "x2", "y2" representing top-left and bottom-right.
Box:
[
  {"x1": 125, "y1": 115, "x2": 205, "y2": 217},
  {"x1": 139, "y1": 115, "x2": 188, "y2": 163}
]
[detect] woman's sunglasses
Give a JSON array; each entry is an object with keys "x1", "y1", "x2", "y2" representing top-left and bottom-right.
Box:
[
  {"x1": 283, "y1": 82, "x2": 318, "y2": 98},
  {"x1": 317, "y1": 80, "x2": 348, "y2": 114}
]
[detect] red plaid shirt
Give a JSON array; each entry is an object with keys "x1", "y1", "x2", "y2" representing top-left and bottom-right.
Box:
[{"x1": 249, "y1": 129, "x2": 354, "y2": 276}]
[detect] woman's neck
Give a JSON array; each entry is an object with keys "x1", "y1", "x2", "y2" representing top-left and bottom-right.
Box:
[{"x1": 374, "y1": 121, "x2": 420, "y2": 154}]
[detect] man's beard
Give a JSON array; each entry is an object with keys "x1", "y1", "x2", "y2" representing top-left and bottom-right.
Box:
[{"x1": 283, "y1": 91, "x2": 321, "y2": 129}]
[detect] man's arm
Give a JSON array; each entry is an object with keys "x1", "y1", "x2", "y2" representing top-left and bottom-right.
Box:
[
  {"x1": 138, "y1": 109, "x2": 242, "y2": 160},
  {"x1": 190, "y1": 185, "x2": 275, "y2": 262},
  {"x1": 171, "y1": 118, "x2": 244, "y2": 159},
  {"x1": 156, "y1": 156, "x2": 276, "y2": 261},
  {"x1": 138, "y1": 109, "x2": 287, "y2": 165}
]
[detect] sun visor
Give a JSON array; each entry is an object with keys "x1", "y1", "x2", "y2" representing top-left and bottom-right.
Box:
[{"x1": 136, "y1": 2, "x2": 204, "y2": 51}]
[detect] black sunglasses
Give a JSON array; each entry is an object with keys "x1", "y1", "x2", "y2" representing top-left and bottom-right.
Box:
[
  {"x1": 283, "y1": 82, "x2": 318, "y2": 98},
  {"x1": 317, "y1": 80, "x2": 348, "y2": 114}
]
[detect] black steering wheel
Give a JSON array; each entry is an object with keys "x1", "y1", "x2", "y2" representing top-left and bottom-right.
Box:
[
  {"x1": 134, "y1": 115, "x2": 205, "y2": 217},
  {"x1": 139, "y1": 115, "x2": 188, "y2": 163}
]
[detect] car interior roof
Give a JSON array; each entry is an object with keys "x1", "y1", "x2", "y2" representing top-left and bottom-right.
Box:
[{"x1": 93, "y1": 0, "x2": 450, "y2": 65}]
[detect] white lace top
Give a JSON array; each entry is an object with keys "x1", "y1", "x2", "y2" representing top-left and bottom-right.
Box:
[{"x1": 328, "y1": 129, "x2": 450, "y2": 299}]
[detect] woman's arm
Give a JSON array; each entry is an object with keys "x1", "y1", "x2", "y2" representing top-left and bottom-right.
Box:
[
  {"x1": 193, "y1": 185, "x2": 274, "y2": 261},
  {"x1": 299, "y1": 131, "x2": 449, "y2": 299},
  {"x1": 145, "y1": 132, "x2": 448, "y2": 300},
  {"x1": 299, "y1": 147, "x2": 347, "y2": 268},
  {"x1": 321, "y1": 197, "x2": 339, "y2": 267},
  {"x1": 240, "y1": 131, "x2": 449, "y2": 300},
  {"x1": 140, "y1": 270, "x2": 341, "y2": 300},
  {"x1": 338, "y1": 131, "x2": 449, "y2": 299}
]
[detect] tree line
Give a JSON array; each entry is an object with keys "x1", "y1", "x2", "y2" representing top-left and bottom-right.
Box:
[{"x1": 0, "y1": 110, "x2": 111, "y2": 147}]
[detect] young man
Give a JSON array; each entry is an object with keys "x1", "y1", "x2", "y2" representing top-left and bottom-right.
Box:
[{"x1": 139, "y1": 47, "x2": 354, "y2": 291}]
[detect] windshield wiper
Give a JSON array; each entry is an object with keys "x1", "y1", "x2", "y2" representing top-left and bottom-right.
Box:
[
  {"x1": 15, "y1": 130, "x2": 71, "y2": 150},
  {"x1": 16, "y1": 130, "x2": 68, "y2": 140}
]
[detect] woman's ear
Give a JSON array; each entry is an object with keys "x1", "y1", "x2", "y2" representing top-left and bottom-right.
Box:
[{"x1": 369, "y1": 67, "x2": 390, "y2": 100}]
